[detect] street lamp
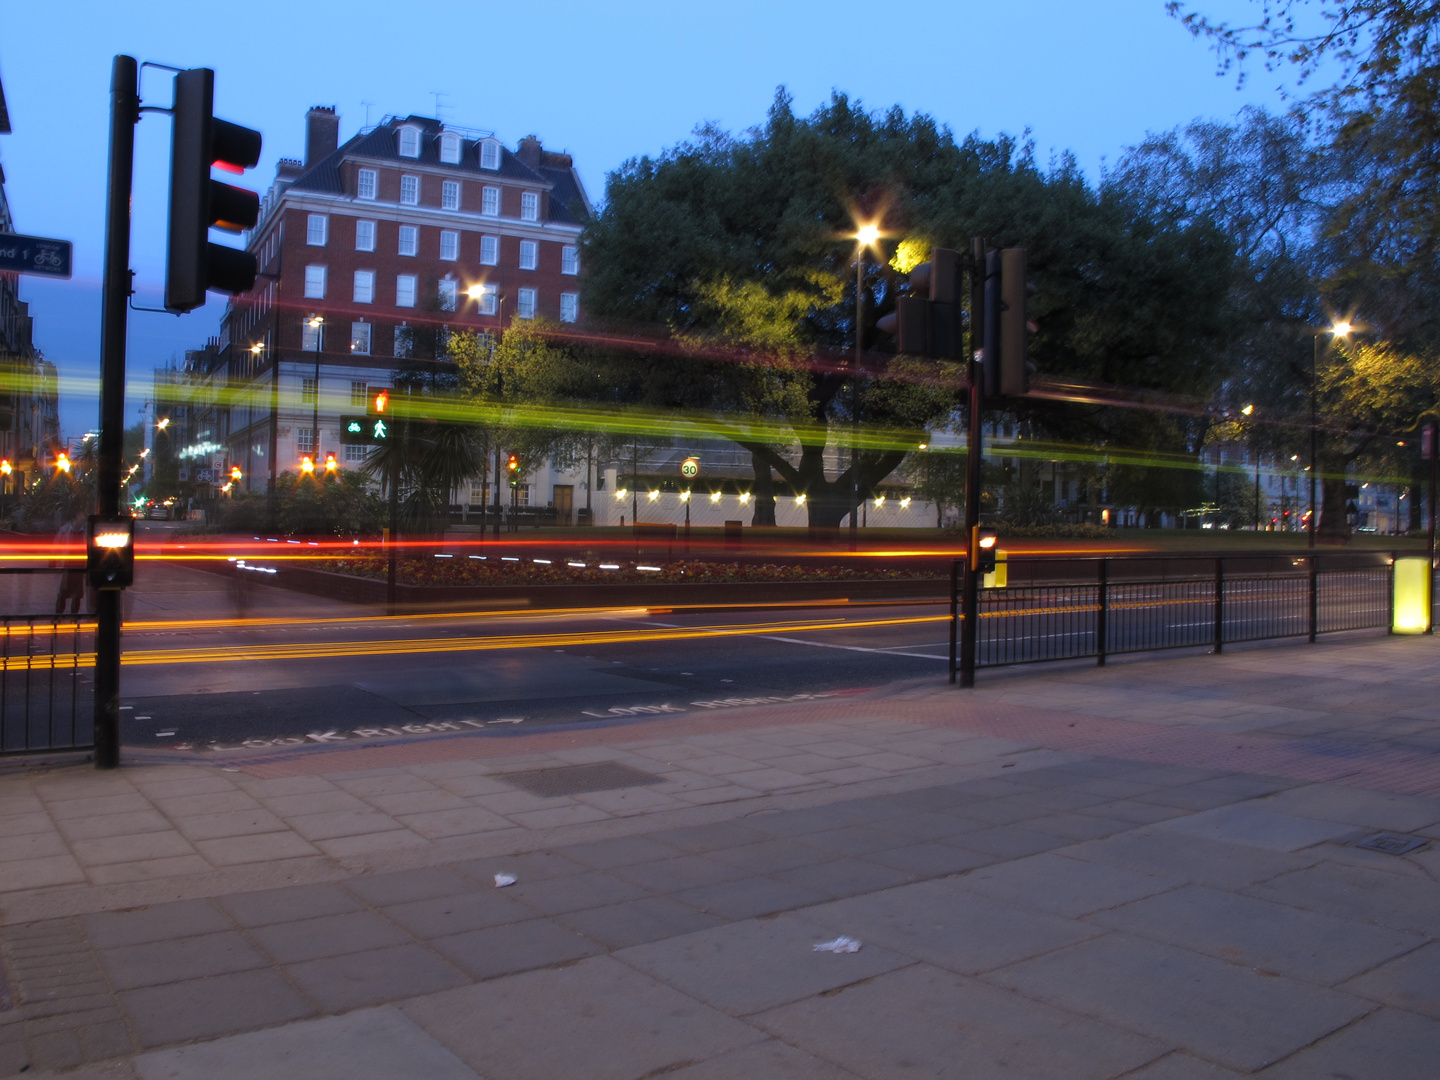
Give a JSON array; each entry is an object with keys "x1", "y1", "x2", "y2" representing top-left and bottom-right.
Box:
[
  {"x1": 1311, "y1": 321, "x2": 1353, "y2": 548},
  {"x1": 1240, "y1": 404, "x2": 1260, "y2": 530},
  {"x1": 851, "y1": 221, "x2": 881, "y2": 551},
  {"x1": 307, "y1": 317, "x2": 324, "y2": 472}
]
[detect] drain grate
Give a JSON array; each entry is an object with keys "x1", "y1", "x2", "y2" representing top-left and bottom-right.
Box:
[
  {"x1": 498, "y1": 761, "x2": 662, "y2": 797},
  {"x1": 1356, "y1": 832, "x2": 1428, "y2": 856}
]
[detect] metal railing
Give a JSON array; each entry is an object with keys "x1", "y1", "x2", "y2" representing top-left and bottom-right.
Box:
[
  {"x1": 950, "y1": 553, "x2": 1405, "y2": 678},
  {"x1": 0, "y1": 614, "x2": 94, "y2": 756}
]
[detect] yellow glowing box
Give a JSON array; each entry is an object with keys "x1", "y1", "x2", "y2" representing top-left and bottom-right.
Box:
[
  {"x1": 1392, "y1": 557, "x2": 1431, "y2": 634},
  {"x1": 982, "y1": 550, "x2": 1008, "y2": 589}
]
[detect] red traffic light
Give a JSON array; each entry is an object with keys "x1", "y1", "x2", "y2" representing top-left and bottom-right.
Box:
[
  {"x1": 506, "y1": 454, "x2": 519, "y2": 472},
  {"x1": 369, "y1": 388, "x2": 389, "y2": 416}
]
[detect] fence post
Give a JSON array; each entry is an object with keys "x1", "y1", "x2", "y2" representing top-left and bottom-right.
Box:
[
  {"x1": 1096, "y1": 559, "x2": 1108, "y2": 666},
  {"x1": 1308, "y1": 555, "x2": 1319, "y2": 643},
  {"x1": 1213, "y1": 558, "x2": 1225, "y2": 654},
  {"x1": 949, "y1": 559, "x2": 959, "y2": 685}
]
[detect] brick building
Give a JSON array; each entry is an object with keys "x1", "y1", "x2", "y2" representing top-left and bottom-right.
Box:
[{"x1": 217, "y1": 107, "x2": 590, "y2": 495}]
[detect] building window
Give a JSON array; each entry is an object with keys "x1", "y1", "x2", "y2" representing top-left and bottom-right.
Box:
[
  {"x1": 439, "y1": 131, "x2": 460, "y2": 164},
  {"x1": 477, "y1": 288, "x2": 497, "y2": 316},
  {"x1": 303, "y1": 265, "x2": 326, "y2": 299},
  {"x1": 302, "y1": 319, "x2": 322, "y2": 351},
  {"x1": 394, "y1": 323, "x2": 411, "y2": 358},
  {"x1": 438, "y1": 279, "x2": 457, "y2": 312},
  {"x1": 519, "y1": 240, "x2": 538, "y2": 270},
  {"x1": 306, "y1": 213, "x2": 327, "y2": 246},
  {"x1": 562, "y1": 245, "x2": 579, "y2": 275},
  {"x1": 400, "y1": 174, "x2": 419, "y2": 205},
  {"x1": 355, "y1": 220, "x2": 376, "y2": 252},
  {"x1": 396, "y1": 274, "x2": 417, "y2": 308},
  {"x1": 351, "y1": 322, "x2": 371, "y2": 354},
  {"x1": 439, "y1": 230, "x2": 459, "y2": 261},
  {"x1": 398, "y1": 225, "x2": 418, "y2": 256},
  {"x1": 481, "y1": 187, "x2": 500, "y2": 216},
  {"x1": 480, "y1": 235, "x2": 499, "y2": 266},
  {"x1": 469, "y1": 481, "x2": 487, "y2": 506},
  {"x1": 354, "y1": 270, "x2": 375, "y2": 304},
  {"x1": 398, "y1": 126, "x2": 420, "y2": 158},
  {"x1": 516, "y1": 287, "x2": 536, "y2": 319},
  {"x1": 350, "y1": 380, "x2": 368, "y2": 407},
  {"x1": 297, "y1": 427, "x2": 315, "y2": 454},
  {"x1": 480, "y1": 139, "x2": 501, "y2": 170},
  {"x1": 357, "y1": 168, "x2": 377, "y2": 200},
  {"x1": 345, "y1": 443, "x2": 370, "y2": 462},
  {"x1": 521, "y1": 192, "x2": 539, "y2": 221},
  {"x1": 515, "y1": 483, "x2": 531, "y2": 507},
  {"x1": 301, "y1": 377, "x2": 317, "y2": 404},
  {"x1": 442, "y1": 180, "x2": 460, "y2": 210},
  {"x1": 560, "y1": 292, "x2": 579, "y2": 323}
]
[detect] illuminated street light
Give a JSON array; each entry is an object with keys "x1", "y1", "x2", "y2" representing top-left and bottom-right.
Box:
[
  {"x1": 1310, "y1": 321, "x2": 1356, "y2": 548},
  {"x1": 325, "y1": 453, "x2": 337, "y2": 473},
  {"x1": 156, "y1": 417, "x2": 170, "y2": 431},
  {"x1": 56, "y1": 453, "x2": 71, "y2": 473},
  {"x1": 301, "y1": 456, "x2": 315, "y2": 474}
]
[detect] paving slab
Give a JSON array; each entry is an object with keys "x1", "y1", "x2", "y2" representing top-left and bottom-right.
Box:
[
  {"x1": 403, "y1": 955, "x2": 762, "y2": 1080},
  {"x1": 1259, "y1": 1007, "x2": 1440, "y2": 1080},
  {"x1": 615, "y1": 914, "x2": 912, "y2": 1015},
  {"x1": 664, "y1": 1038, "x2": 865, "y2": 1079},
  {"x1": 1340, "y1": 940, "x2": 1440, "y2": 1017},
  {"x1": 1244, "y1": 859, "x2": 1440, "y2": 936},
  {"x1": 133, "y1": 1005, "x2": 478, "y2": 1080},
  {"x1": 1088, "y1": 884, "x2": 1425, "y2": 985},
  {"x1": 753, "y1": 962, "x2": 1165, "y2": 1080},
  {"x1": 803, "y1": 877, "x2": 1100, "y2": 975},
  {"x1": 986, "y1": 932, "x2": 1371, "y2": 1072},
  {"x1": 955, "y1": 851, "x2": 1180, "y2": 918}
]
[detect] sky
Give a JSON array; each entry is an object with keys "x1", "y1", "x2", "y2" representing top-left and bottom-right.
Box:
[{"x1": 1, "y1": 0, "x2": 1291, "y2": 437}]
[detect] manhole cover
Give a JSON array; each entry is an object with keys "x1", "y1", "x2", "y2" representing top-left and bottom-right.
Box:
[
  {"x1": 1356, "y1": 832, "x2": 1428, "y2": 856},
  {"x1": 498, "y1": 761, "x2": 662, "y2": 797}
]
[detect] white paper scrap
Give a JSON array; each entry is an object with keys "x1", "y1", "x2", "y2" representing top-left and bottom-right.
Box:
[
  {"x1": 813, "y1": 936, "x2": 862, "y2": 954},
  {"x1": 494, "y1": 873, "x2": 517, "y2": 888}
]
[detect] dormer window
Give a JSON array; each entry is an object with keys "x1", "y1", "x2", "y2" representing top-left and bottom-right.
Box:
[
  {"x1": 398, "y1": 126, "x2": 421, "y2": 158},
  {"x1": 480, "y1": 139, "x2": 501, "y2": 170},
  {"x1": 439, "y1": 132, "x2": 461, "y2": 164}
]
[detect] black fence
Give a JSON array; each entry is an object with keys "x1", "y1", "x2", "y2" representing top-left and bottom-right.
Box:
[
  {"x1": 0, "y1": 614, "x2": 94, "y2": 757},
  {"x1": 950, "y1": 553, "x2": 1411, "y2": 676}
]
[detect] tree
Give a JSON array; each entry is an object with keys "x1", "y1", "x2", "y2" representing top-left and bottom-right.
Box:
[{"x1": 584, "y1": 90, "x2": 1237, "y2": 528}]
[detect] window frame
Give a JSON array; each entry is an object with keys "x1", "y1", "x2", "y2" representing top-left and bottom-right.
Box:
[
  {"x1": 561, "y1": 245, "x2": 579, "y2": 275},
  {"x1": 350, "y1": 321, "x2": 372, "y2": 355},
  {"x1": 355, "y1": 220, "x2": 376, "y2": 252},
  {"x1": 356, "y1": 168, "x2": 377, "y2": 200},
  {"x1": 353, "y1": 269, "x2": 375, "y2": 304},
  {"x1": 481, "y1": 187, "x2": 500, "y2": 217},
  {"x1": 350, "y1": 380, "x2": 368, "y2": 407},
  {"x1": 516, "y1": 287, "x2": 537, "y2": 319},
  {"x1": 480, "y1": 139, "x2": 501, "y2": 170},
  {"x1": 439, "y1": 131, "x2": 461, "y2": 164},
  {"x1": 441, "y1": 180, "x2": 460, "y2": 210},
  {"x1": 397, "y1": 225, "x2": 419, "y2": 257},
  {"x1": 518, "y1": 239, "x2": 538, "y2": 271},
  {"x1": 306, "y1": 213, "x2": 328, "y2": 246},
  {"x1": 439, "y1": 230, "x2": 460, "y2": 262},
  {"x1": 395, "y1": 274, "x2": 417, "y2": 308},
  {"x1": 520, "y1": 191, "x2": 539, "y2": 221},
  {"x1": 303, "y1": 264, "x2": 326, "y2": 300},
  {"x1": 400, "y1": 174, "x2": 420, "y2": 206},
  {"x1": 559, "y1": 292, "x2": 579, "y2": 323},
  {"x1": 479, "y1": 235, "x2": 499, "y2": 266},
  {"x1": 438, "y1": 279, "x2": 458, "y2": 312},
  {"x1": 398, "y1": 126, "x2": 421, "y2": 158}
]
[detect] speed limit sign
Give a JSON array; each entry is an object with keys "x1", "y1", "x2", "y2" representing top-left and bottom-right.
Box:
[{"x1": 680, "y1": 457, "x2": 699, "y2": 479}]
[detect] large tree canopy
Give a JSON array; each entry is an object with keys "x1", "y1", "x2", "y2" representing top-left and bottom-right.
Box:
[{"x1": 582, "y1": 89, "x2": 1237, "y2": 527}]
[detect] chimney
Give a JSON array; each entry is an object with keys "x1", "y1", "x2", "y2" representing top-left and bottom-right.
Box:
[
  {"x1": 276, "y1": 158, "x2": 303, "y2": 180},
  {"x1": 517, "y1": 135, "x2": 542, "y2": 170},
  {"x1": 305, "y1": 106, "x2": 340, "y2": 166}
]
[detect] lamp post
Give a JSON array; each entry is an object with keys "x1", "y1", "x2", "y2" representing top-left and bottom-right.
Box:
[
  {"x1": 1240, "y1": 404, "x2": 1259, "y2": 530},
  {"x1": 1310, "y1": 321, "x2": 1352, "y2": 548},
  {"x1": 465, "y1": 283, "x2": 504, "y2": 537},
  {"x1": 851, "y1": 223, "x2": 879, "y2": 552},
  {"x1": 307, "y1": 317, "x2": 324, "y2": 473}
]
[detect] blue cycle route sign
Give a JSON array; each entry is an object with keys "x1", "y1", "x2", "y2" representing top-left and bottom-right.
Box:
[{"x1": 0, "y1": 233, "x2": 73, "y2": 279}]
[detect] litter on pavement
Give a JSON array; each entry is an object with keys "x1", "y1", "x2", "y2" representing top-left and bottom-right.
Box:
[
  {"x1": 494, "y1": 873, "x2": 517, "y2": 887},
  {"x1": 813, "y1": 936, "x2": 862, "y2": 954}
]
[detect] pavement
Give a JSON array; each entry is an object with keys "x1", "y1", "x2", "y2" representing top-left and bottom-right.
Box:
[{"x1": 3, "y1": 568, "x2": 1440, "y2": 1077}]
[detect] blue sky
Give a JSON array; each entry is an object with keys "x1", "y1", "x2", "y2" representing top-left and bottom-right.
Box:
[{"x1": 2, "y1": 0, "x2": 1287, "y2": 435}]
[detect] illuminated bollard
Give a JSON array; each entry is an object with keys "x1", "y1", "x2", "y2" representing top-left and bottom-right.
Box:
[{"x1": 1392, "y1": 557, "x2": 1431, "y2": 633}]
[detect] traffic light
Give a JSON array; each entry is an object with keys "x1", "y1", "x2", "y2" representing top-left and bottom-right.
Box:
[
  {"x1": 506, "y1": 454, "x2": 520, "y2": 487},
  {"x1": 982, "y1": 248, "x2": 1034, "y2": 397},
  {"x1": 229, "y1": 465, "x2": 242, "y2": 481},
  {"x1": 165, "y1": 68, "x2": 263, "y2": 313},
  {"x1": 973, "y1": 526, "x2": 998, "y2": 575},
  {"x1": 324, "y1": 452, "x2": 337, "y2": 473},
  {"x1": 368, "y1": 388, "x2": 389, "y2": 416},
  {"x1": 87, "y1": 515, "x2": 135, "y2": 590},
  {"x1": 876, "y1": 248, "x2": 962, "y2": 360}
]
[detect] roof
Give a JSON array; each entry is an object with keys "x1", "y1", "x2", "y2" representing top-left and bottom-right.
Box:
[
  {"x1": 285, "y1": 115, "x2": 588, "y2": 224},
  {"x1": 0, "y1": 70, "x2": 11, "y2": 134}
]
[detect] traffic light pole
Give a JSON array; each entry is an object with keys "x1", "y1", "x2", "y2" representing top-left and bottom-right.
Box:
[
  {"x1": 94, "y1": 55, "x2": 139, "y2": 769},
  {"x1": 959, "y1": 238, "x2": 987, "y2": 688}
]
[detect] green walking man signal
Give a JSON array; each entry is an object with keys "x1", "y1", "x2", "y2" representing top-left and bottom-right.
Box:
[{"x1": 340, "y1": 415, "x2": 390, "y2": 444}]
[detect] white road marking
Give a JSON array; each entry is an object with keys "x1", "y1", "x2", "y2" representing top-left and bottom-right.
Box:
[{"x1": 761, "y1": 635, "x2": 949, "y2": 660}]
